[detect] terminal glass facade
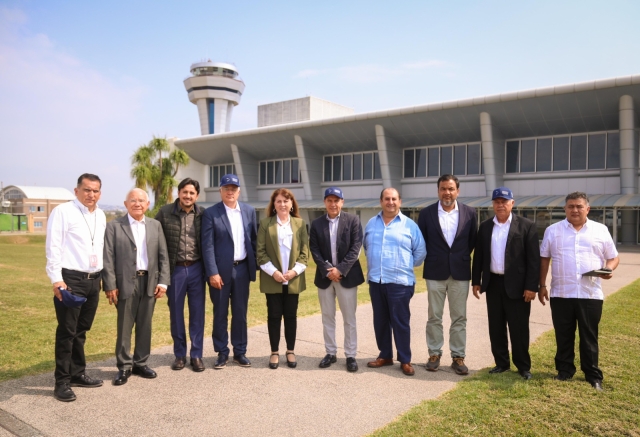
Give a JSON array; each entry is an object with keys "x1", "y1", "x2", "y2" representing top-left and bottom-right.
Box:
[
  {"x1": 323, "y1": 152, "x2": 381, "y2": 182},
  {"x1": 403, "y1": 143, "x2": 482, "y2": 178},
  {"x1": 209, "y1": 164, "x2": 236, "y2": 187},
  {"x1": 259, "y1": 158, "x2": 300, "y2": 185},
  {"x1": 505, "y1": 131, "x2": 620, "y2": 174}
]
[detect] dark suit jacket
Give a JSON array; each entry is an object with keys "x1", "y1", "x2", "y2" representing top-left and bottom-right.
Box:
[
  {"x1": 201, "y1": 201, "x2": 258, "y2": 284},
  {"x1": 471, "y1": 213, "x2": 540, "y2": 299},
  {"x1": 418, "y1": 201, "x2": 477, "y2": 281},
  {"x1": 102, "y1": 215, "x2": 171, "y2": 300},
  {"x1": 309, "y1": 212, "x2": 365, "y2": 289}
]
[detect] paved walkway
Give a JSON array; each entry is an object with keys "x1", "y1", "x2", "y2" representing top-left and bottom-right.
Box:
[{"x1": 1, "y1": 250, "x2": 638, "y2": 437}]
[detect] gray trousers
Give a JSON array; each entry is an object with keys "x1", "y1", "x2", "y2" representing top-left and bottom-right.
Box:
[
  {"x1": 318, "y1": 282, "x2": 358, "y2": 358},
  {"x1": 115, "y1": 275, "x2": 156, "y2": 370},
  {"x1": 426, "y1": 277, "x2": 469, "y2": 358}
]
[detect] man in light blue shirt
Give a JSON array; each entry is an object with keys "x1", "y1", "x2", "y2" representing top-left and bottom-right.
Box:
[{"x1": 364, "y1": 188, "x2": 426, "y2": 376}]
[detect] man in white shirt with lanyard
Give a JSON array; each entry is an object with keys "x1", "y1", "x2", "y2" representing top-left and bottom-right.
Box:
[
  {"x1": 46, "y1": 173, "x2": 106, "y2": 402},
  {"x1": 539, "y1": 192, "x2": 619, "y2": 391}
]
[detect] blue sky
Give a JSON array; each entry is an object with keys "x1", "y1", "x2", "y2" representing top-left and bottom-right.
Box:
[{"x1": 1, "y1": 0, "x2": 639, "y2": 204}]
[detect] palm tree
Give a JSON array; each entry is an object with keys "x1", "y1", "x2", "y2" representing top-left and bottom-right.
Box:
[{"x1": 130, "y1": 136, "x2": 190, "y2": 207}]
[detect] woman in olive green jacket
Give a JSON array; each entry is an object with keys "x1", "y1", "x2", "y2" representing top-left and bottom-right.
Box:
[{"x1": 257, "y1": 188, "x2": 309, "y2": 369}]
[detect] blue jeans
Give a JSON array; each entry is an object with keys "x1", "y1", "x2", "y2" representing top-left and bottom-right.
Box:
[{"x1": 369, "y1": 281, "x2": 414, "y2": 364}]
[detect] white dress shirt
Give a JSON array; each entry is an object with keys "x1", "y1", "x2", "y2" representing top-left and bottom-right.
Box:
[
  {"x1": 438, "y1": 201, "x2": 459, "y2": 248},
  {"x1": 490, "y1": 213, "x2": 512, "y2": 274},
  {"x1": 260, "y1": 215, "x2": 307, "y2": 285},
  {"x1": 327, "y1": 214, "x2": 340, "y2": 266},
  {"x1": 540, "y1": 219, "x2": 618, "y2": 300},
  {"x1": 46, "y1": 199, "x2": 106, "y2": 283},
  {"x1": 224, "y1": 202, "x2": 247, "y2": 261},
  {"x1": 128, "y1": 214, "x2": 149, "y2": 270}
]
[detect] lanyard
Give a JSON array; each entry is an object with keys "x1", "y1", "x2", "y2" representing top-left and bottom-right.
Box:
[{"x1": 76, "y1": 204, "x2": 97, "y2": 247}]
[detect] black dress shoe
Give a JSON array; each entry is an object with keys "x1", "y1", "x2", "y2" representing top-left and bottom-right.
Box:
[
  {"x1": 589, "y1": 379, "x2": 603, "y2": 391},
  {"x1": 554, "y1": 373, "x2": 573, "y2": 381},
  {"x1": 489, "y1": 366, "x2": 511, "y2": 374},
  {"x1": 53, "y1": 383, "x2": 76, "y2": 402},
  {"x1": 190, "y1": 357, "x2": 205, "y2": 372},
  {"x1": 171, "y1": 356, "x2": 186, "y2": 370},
  {"x1": 213, "y1": 354, "x2": 228, "y2": 369},
  {"x1": 319, "y1": 354, "x2": 337, "y2": 368},
  {"x1": 346, "y1": 357, "x2": 358, "y2": 372},
  {"x1": 518, "y1": 370, "x2": 532, "y2": 380},
  {"x1": 70, "y1": 374, "x2": 103, "y2": 388},
  {"x1": 132, "y1": 365, "x2": 157, "y2": 379},
  {"x1": 113, "y1": 369, "x2": 132, "y2": 386},
  {"x1": 269, "y1": 353, "x2": 279, "y2": 370},
  {"x1": 286, "y1": 351, "x2": 297, "y2": 368},
  {"x1": 233, "y1": 354, "x2": 251, "y2": 367}
]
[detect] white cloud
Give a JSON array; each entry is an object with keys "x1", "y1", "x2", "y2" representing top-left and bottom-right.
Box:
[{"x1": 294, "y1": 59, "x2": 449, "y2": 83}]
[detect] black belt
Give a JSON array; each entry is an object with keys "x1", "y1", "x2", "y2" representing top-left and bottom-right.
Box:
[
  {"x1": 176, "y1": 260, "x2": 199, "y2": 267},
  {"x1": 136, "y1": 270, "x2": 148, "y2": 276},
  {"x1": 233, "y1": 259, "x2": 246, "y2": 266},
  {"x1": 490, "y1": 272, "x2": 505, "y2": 277},
  {"x1": 62, "y1": 268, "x2": 101, "y2": 280}
]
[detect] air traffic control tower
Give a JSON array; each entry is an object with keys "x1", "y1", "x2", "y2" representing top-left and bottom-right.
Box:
[{"x1": 183, "y1": 61, "x2": 245, "y2": 135}]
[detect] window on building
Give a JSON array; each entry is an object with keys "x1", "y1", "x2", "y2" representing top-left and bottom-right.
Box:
[
  {"x1": 323, "y1": 152, "x2": 381, "y2": 182},
  {"x1": 209, "y1": 164, "x2": 236, "y2": 187},
  {"x1": 259, "y1": 158, "x2": 301, "y2": 185},
  {"x1": 505, "y1": 131, "x2": 619, "y2": 174},
  {"x1": 29, "y1": 206, "x2": 36, "y2": 212},
  {"x1": 37, "y1": 206, "x2": 44, "y2": 212},
  {"x1": 34, "y1": 221, "x2": 43, "y2": 228},
  {"x1": 404, "y1": 143, "x2": 483, "y2": 178}
]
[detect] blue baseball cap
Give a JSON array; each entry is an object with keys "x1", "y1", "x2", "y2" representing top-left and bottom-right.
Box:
[
  {"x1": 324, "y1": 187, "x2": 344, "y2": 199},
  {"x1": 220, "y1": 174, "x2": 240, "y2": 187},
  {"x1": 492, "y1": 187, "x2": 514, "y2": 200},
  {"x1": 53, "y1": 288, "x2": 87, "y2": 308}
]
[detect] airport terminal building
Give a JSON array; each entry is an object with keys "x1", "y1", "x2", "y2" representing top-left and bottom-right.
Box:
[{"x1": 174, "y1": 65, "x2": 640, "y2": 244}]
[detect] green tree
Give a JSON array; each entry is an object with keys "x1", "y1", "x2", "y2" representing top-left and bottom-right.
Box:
[{"x1": 130, "y1": 136, "x2": 190, "y2": 213}]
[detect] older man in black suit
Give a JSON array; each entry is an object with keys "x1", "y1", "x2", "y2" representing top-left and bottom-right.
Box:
[
  {"x1": 418, "y1": 174, "x2": 477, "y2": 375},
  {"x1": 309, "y1": 187, "x2": 365, "y2": 372},
  {"x1": 472, "y1": 187, "x2": 540, "y2": 380}
]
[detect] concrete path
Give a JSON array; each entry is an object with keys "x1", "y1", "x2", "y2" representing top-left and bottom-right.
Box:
[{"x1": 1, "y1": 250, "x2": 638, "y2": 437}]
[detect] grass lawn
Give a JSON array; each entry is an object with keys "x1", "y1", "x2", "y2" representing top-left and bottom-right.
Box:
[
  {"x1": 0, "y1": 234, "x2": 426, "y2": 383},
  {"x1": 371, "y1": 279, "x2": 640, "y2": 437}
]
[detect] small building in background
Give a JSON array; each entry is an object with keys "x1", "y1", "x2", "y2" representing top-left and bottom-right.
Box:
[
  {"x1": 0, "y1": 186, "x2": 75, "y2": 232},
  {"x1": 258, "y1": 96, "x2": 354, "y2": 127}
]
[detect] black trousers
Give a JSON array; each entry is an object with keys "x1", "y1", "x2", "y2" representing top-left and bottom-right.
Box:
[
  {"x1": 485, "y1": 274, "x2": 531, "y2": 371},
  {"x1": 53, "y1": 269, "x2": 101, "y2": 385},
  {"x1": 550, "y1": 297, "x2": 603, "y2": 382},
  {"x1": 265, "y1": 285, "x2": 299, "y2": 351}
]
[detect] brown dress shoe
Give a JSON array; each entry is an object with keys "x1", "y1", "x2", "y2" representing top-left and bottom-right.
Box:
[
  {"x1": 401, "y1": 363, "x2": 415, "y2": 376},
  {"x1": 367, "y1": 358, "x2": 394, "y2": 368}
]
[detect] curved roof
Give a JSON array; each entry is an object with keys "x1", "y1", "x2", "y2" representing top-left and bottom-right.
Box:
[{"x1": 1, "y1": 185, "x2": 75, "y2": 200}]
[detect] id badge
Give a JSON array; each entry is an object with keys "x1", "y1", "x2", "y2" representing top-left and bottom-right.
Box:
[{"x1": 89, "y1": 254, "x2": 98, "y2": 268}]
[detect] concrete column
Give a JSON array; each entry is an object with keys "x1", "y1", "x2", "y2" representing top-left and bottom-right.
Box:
[
  {"x1": 225, "y1": 103, "x2": 234, "y2": 132},
  {"x1": 295, "y1": 135, "x2": 323, "y2": 200},
  {"x1": 214, "y1": 98, "x2": 229, "y2": 134},
  {"x1": 619, "y1": 95, "x2": 638, "y2": 243},
  {"x1": 196, "y1": 99, "x2": 209, "y2": 135},
  {"x1": 231, "y1": 143, "x2": 259, "y2": 202},
  {"x1": 479, "y1": 112, "x2": 505, "y2": 196},
  {"x1": 374, "y1": 125, "x2": 403, "y2": 191}
]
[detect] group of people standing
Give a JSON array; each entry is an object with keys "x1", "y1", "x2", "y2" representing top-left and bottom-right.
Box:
[{"x1": 45, "y1": 172, "x2": 619, "y2": 402}]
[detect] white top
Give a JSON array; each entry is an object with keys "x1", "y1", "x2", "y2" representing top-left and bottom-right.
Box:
[
  {"x1": 260, "y1": 215, "x2": 307, "y2": 285},
  {"x1": 223, "y1": 202, "x2": 247, "y2": 261},
  {"x1": 540, "y1": 219, "x2": 618, "y2": 300},
  {"x1": 46, "y1": 199, "x2": 106, "y2": 283},
  {"x1": 327, "y1": 214, "x2": 340, "y2": 266},
  {"x1": 490, "y1": 213, "x2": 512, "y2": 274},
  {"x1": 128, "y1": 214, "x2": 149, "y2": 270},
  {"x1": 438, "y1": 201, "x2": 459, "y2": 248}
]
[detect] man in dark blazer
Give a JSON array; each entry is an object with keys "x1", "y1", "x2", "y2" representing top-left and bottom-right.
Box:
[
  {"x1": 418, "y1": 174, "x2": 477, "y2": 375},
  {"x1": 309, "y1": 187, "x2": 365, "y2": 372},
  {"x1": 155, "y1": 178, "x2": 206, "y2": 372},
  {"x1": 202, "y1": 174, "x2": 258, "y2": 369},
  {"x1": 471, "y1": 187, "x2": 540, "y2": 380},
  {"x1": 103, "y1": 188, "x2": 170, "y2": 386}
]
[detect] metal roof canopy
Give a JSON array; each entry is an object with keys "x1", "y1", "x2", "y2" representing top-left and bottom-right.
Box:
[
  {"x1": 197, "y1": 194, "x2": 640, "y2": 211},
  {"x1": 176, "y1": 75, "x2": 640, "y2": 165}
]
